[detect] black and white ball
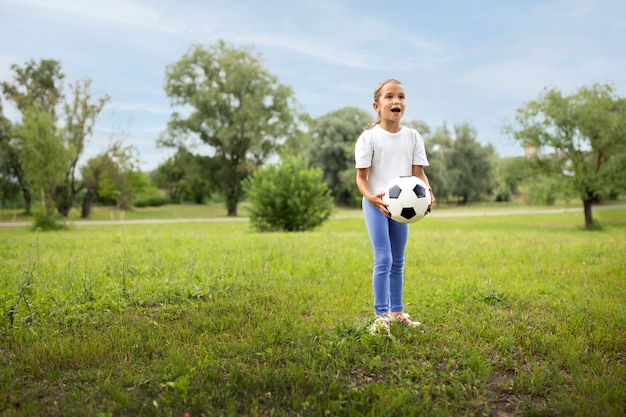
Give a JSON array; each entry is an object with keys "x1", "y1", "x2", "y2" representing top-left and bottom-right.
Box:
[{"x1": 383, "y1": 176, "x2": 431, "y2": 224}]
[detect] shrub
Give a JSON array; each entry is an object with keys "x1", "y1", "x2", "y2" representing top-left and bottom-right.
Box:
[
  {"x1": 243, "y1": 157, "x2": 334, "y2": 232},
  {"x1": 494, "y1": 186, "x2": 512, "y2": 202},
  {"x1": 31, "y1": 210, "x2": 65, "y2": 231},
  {"x1": 133, "y1": 195, "x2": 169, "y2": 208}
]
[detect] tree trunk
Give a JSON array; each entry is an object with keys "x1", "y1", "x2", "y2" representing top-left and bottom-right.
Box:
[
  {"x1": 583, "y1": 198, "x2": 594, "y2": 229},
  {"x1": 22, "y1": 187, "x2": 32, "y2": 214},
  {"x1": 56, "y1": 186, "x2": 74, "y2": 217},
  {"x1": 226, "y1": 186, "x2": 238, "y2": 216},
  {"x1": 225, "y1": 177, "x2": 240, "y2": 216},
  {"x1": 81, "y1": 188, "x2": 96, "y2": 218}
]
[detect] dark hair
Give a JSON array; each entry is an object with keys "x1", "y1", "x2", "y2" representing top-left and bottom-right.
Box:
[{"x1": 367, "y1": 79, "x2": 403, "y2": 129}]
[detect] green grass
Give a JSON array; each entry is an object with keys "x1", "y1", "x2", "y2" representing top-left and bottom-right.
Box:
[
  {"x1": 0, "y1": 202, "x2": 241, "y2": 223},
  {"x1": 1, "y1": 206, "x2": 625, "y2": 416}
]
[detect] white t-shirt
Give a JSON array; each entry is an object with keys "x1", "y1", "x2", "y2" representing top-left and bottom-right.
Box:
[{"x1": 354, "y1": 124, "x2": 429, "y2": 194}]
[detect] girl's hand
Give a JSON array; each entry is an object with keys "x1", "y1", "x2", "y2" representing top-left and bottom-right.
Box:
[
  {"x1": 427, "y1": 189, "x2": 435, "y2": 213},
  {"x1": 369, "y1": 192, "x2": 390, "y2": 217}
]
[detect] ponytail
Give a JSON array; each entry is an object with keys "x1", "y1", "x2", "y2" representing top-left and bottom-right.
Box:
[{"x1": 366, "y1": 114, "x2": 382, "y2": 130}]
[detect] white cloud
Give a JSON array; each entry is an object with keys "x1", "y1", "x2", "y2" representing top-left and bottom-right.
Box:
[{"x1": 2, "y1": 0, "x2": 183, "y2": 33}]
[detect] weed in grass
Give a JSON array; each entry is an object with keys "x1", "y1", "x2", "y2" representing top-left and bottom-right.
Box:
[{"x1": 478, "y1": 278, "x2": 507, "y2": 305}]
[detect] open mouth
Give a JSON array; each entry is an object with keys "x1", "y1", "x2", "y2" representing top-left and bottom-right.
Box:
[{"x1": 391, "y1": 108, "x2": 401, "y2": 114}]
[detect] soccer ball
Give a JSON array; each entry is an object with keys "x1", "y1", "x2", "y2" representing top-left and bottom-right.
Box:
[{"x1": 383, "y1": 176, "x2": 431, "y2": 224}]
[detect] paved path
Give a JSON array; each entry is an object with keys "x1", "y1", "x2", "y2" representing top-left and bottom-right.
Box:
[{"x1": 1, "y1": 204, "x2": 624, "y2": 228}]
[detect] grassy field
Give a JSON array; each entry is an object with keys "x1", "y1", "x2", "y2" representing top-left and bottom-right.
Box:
[{"x1": 0, "y1": 204, "x2": 625, "y2": 416}]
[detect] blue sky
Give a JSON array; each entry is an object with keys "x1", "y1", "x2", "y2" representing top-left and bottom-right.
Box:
[{"x1": 1, "y1": 0, "x2": 624, "y2": 170}]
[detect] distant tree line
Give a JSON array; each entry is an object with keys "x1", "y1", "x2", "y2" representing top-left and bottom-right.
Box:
[{"x1": 1, "y1": 40, "x2": 625, "y2": 230}]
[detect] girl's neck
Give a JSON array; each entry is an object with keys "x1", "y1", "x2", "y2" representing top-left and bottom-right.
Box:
[{"x1": 379, "y1": 120, "x2": 402, "y2": 133}]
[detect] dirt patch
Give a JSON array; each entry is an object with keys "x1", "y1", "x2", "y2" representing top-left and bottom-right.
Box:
[{"x1": 488, "y1": 368, "x2": 518, "y2": 417}]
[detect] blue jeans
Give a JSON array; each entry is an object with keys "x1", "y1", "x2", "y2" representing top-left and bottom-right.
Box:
[{"x1": 362, "y1": 197, "x2": 408, "y2": 315}]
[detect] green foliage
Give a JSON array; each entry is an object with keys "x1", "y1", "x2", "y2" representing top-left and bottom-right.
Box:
[
  {"x1": 126, "y1": 170, "x2": 160, "y2": 208},
  {"x1": 1, "y1": 59, "x2": 110, "y2": 218},
  {"x1": 526, "y1": 175, "x2": 576, "y2": 205},
  {"x1": 526, "y1": 177, "x2": 557, "y2": 205},
  {"x1": 494, "y1": 186, "x2": 512, "y2": 202},
  {"x1": 422, "y1": 127, "x2": 451, "y2": 201},
  {"x1": 309, "y1": 107, "x2": 371, "y2": 206},
  {"x1": 425, "y1": 123, "x2": 496, "y2": 204},
  {"x1": 0, "y1": 102, "x2": 21, "y2": 202},
  {"x1": 17, "y1": 111, "x2": 66, "y2": 192},
  {"x1": 79, "y1": 144, "x2": 144, "y2": 215},
  {"x1": 13, "y1": 106, "x2": 67, "y2": 218},
  {"x1": 0, "y1": 59, "x2": 65, "y2": 118},
  {"x1": 1, "y1": 59, "x2": 65, "y2": 215},
  {"x1": 507, "y1": 83, "x2": 626, "y2": 228},
  {"x1": 133, "y1": 195, "x2": 169, "y2": 208},
  {"x1": 55, "y1": 78, "x2": 110, "y2": 216},
  {"x1": 96, "y1": 177, "x2": 122, "y2": 205},
  {"x1": 279, "y1": 113, "x2": 313, "y2": 159},
  {"x1": 160, "y1": 40, "x2": 303, "y2": 216},
  {"x1": 448, "y1": 124, "x2": 496, "y2": 204},
  {"x1": 31, "y1": 209, "x2": 65, "y2": 231},
  {"x1": 153, "y1": 149, "x2": 215, "y2": 204},
  {"x1": 243, "y1": 157, "x2": 334, "y2": 231},
  {"x1": 495, "y1": 156, "x2": 533, "y2": 201}
]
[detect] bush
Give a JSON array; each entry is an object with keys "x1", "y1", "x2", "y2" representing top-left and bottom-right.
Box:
[
  {"x1": 494, "y1": 186, "x2": 512, "y2": 202},
  {"x1": 31, "y1": 211, "x2": 66, "y2": 231},
  {"x1": 133, "y1": 195, "x2": 169, "y2": 208},
  {"x1": 243, "y1": 157, "x2": 334, "y2": 232}
]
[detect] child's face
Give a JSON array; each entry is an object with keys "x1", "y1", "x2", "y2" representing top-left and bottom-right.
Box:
[{"x1": 373, "y1": 82, "x2": 405, "y2": 122}]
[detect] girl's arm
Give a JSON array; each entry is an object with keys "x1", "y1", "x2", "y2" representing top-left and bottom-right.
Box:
[{"x1": 356, "y1": 168, "x2": 389, "y2": 216}]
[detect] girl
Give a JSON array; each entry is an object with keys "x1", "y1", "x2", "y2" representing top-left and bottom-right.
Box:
[{"x1": 354, "y1": 79, "x2": 435, "y2": 335}]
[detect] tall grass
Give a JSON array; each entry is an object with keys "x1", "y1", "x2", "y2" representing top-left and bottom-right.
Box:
[{"x1": 0, "y1": 207, "x2": 624, "y2": 416}]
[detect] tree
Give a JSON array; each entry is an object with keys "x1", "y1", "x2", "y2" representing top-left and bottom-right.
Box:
[
  {"x1": 160, "y1": 40, "x2": 302, "y2": 216},
  {"x1": 1, "y1": 59, "x2": 65, "y2": 213},
  {"x1": 507, "y1": 83, "x2": 626, "y2": 228},
  {"x1": 428, "y1": 123, "x2": 495, "y2": 204},
  {"x1": 13, "y1": 106, "x2": 66, "y2": 222},
  {"x1": 56, "y1": 79, "x2": 110, "y2": 216},
  {"x1": 0, "y1": 102, "x2": 21, "y2": 203},
  {"x1": 186, "y1": 155, "x2": 218, "y2": 204},
  {"x1": 447, "y1": 124, "x2": 496, "y2": 204},
  {"x1": 79, "y1": 143, "x2": 148, "y2": 215},
  {"x1": 494, "y1": 156, "x2": 533, "y2": 202},
  {"x1": 79, "y1": 142, "x2": 132, "y2": 218},
  {"x1": 153, "y1": 151, "x2": 187, "y2": 203},
  {"x1": 81, "y1": 153, "x2": 117, "y2": 218},
  {"x1": 422, "y1": 123, "x2": 452, "y2": 202},
  {"x1": 309, "y1": 107, "x2": 371, "y2": 206},
  {"x1": 1, "y1": 60, "x2": 109, "y2": 217},
  {"x1": 153, "y1": 149, "x2": 216, "y2": 204}
]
